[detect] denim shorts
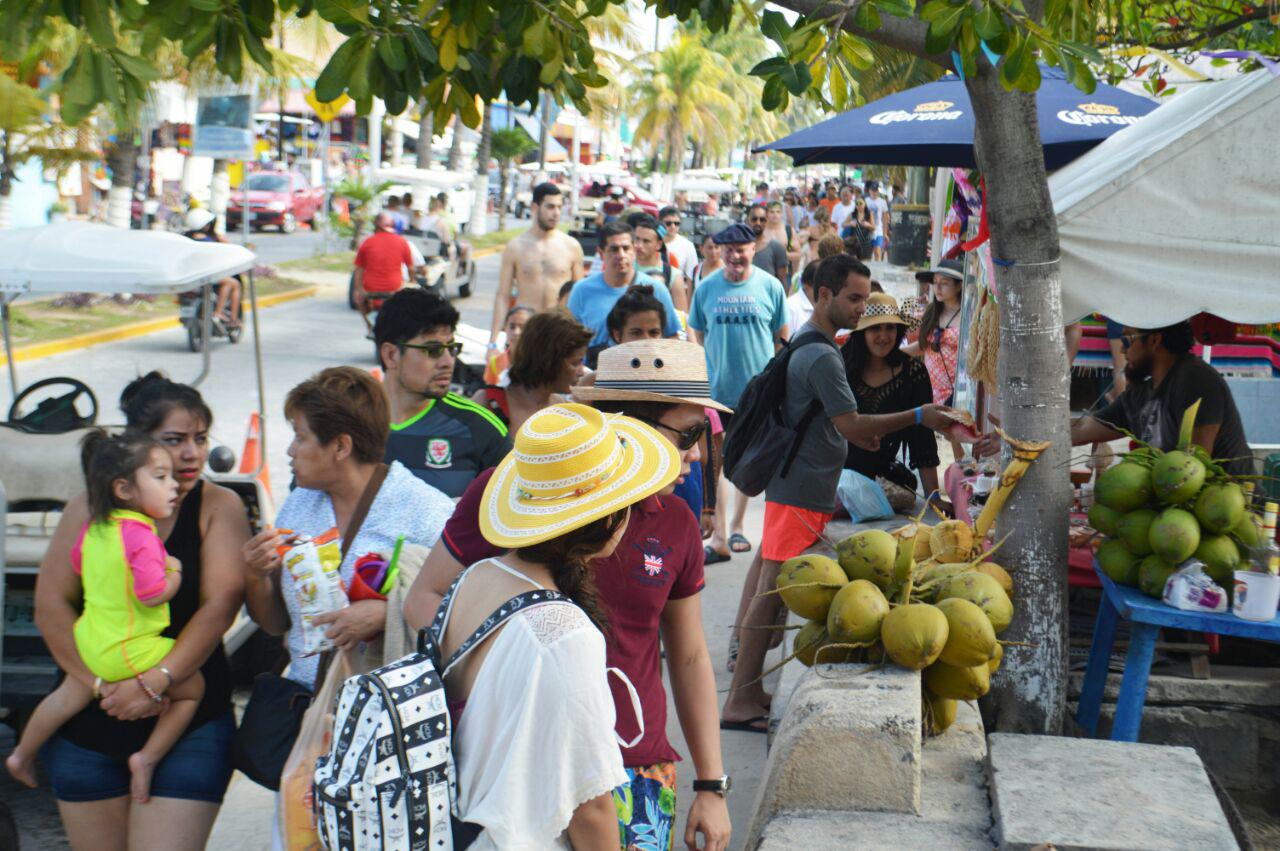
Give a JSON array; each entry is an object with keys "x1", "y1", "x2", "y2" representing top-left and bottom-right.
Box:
[{"x1": 40, "y1": 711, "x2": 235, "y2": 804}]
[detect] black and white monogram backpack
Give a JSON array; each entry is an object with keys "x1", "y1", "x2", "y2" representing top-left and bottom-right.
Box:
[{"x1": 313, "y1": 572, "x2": 580, "y2": 850}]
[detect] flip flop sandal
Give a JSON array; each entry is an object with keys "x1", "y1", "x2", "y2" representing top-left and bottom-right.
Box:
[
  {"x1": 719, "y1": 716, "x2": 769, "y2": 734},
  {"x1": 729, "y1": 533, "x2": 752, "y2": 553},
  {"x1": 703, "y1": 546, "x2": 731, "y2": 566}
]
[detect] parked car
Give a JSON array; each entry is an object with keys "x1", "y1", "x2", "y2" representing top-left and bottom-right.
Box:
[{"x1": 226, "y1": 170, "x2": 324, "y2": 233}]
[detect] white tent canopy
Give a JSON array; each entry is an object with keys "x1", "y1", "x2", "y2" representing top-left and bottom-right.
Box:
[
  {"x1": 1052, "y1": 71, "x2": 1280, "y2": 326},
  {"x1": 673, "y1": 175, "x2": 737, "y2": 193},
  {"x1": 0, "y1": 222, "x2": 256, "y2": 297}
]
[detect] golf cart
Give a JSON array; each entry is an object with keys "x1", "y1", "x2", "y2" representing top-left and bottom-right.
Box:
[{"x1": 0, "y1": 222, "x2": 278, "y2": 727}]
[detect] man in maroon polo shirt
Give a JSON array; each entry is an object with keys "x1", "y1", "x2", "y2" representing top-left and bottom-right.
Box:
[
  {"x1": 353, "y1": 212, "x2": 420, "y2": 319},
  {"x1": 404, "y1": 339, "x2": 732, "y2": 851}
]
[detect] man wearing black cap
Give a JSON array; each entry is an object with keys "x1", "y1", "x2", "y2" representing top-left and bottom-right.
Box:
[
  {"x1": 690, "y1": 222, "x2": 790, "y2": 560},
  {"x1": 1072, "y1": 322, "x2": 1251, "y2": 475}
]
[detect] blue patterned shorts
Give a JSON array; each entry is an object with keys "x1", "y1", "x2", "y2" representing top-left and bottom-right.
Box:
[{"x1": 613, "y1": 761, "x2": 677, "y2": 851}]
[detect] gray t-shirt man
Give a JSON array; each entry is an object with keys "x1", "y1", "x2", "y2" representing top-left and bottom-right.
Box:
[
  {"x1": 753, "y1": 239, "x2": 789, "y2": 282},
  {"x1": 765, "y1": 322, "x2": 858, "y2": 512}
]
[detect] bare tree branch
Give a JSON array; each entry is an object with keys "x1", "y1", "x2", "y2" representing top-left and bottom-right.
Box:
[{"x1": 771, "y1": 0, "x2": 956, "y2": 70}]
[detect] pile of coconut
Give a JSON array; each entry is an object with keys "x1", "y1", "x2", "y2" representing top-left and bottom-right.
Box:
[{"x1": 771, "y1": 521, "x2": 1013, "y2": 736}]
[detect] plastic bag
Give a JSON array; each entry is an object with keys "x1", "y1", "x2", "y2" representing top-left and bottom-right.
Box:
[
  {"x1": 836, "y1": 469, "x2": 895, "y2": 523},
  {"x1": 278, "y1": 649, "x2": 358, "y2": 851},
  {"x1": 279, "y1": 528, "x2": 348, "y2": 655},
  {"x1": 1162, "y1": 561, "x2": 1228, "y2": 613}
]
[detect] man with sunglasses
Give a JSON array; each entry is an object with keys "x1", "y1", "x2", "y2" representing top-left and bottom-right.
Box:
[
  {"x1": 374, "y1": 288, "x2": 511, "y2": 497},
  {"x1": 659, "y1": 205, "x2": 698, "y2": 276},
  {"x1": 1071, "y1": 321, "x2": 1251, "y2": 475},
  {"x1": 404, "y1": 340, "x2": 735, "y2": 851},
  {"x1": 746, "y1": 203, "x2": 789, "y2": 284}
]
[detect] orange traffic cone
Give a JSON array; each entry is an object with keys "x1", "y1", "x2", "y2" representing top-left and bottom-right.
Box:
[
  {"x1": 369, "y1": 366, "x2": 384, "y2": 382},
  {"x1": 239, "y1": 411, "x2": 272, "y2": 498}
]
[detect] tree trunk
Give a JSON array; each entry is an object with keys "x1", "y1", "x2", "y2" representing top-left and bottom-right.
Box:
[
  {"x1": 105, "y1": 134, "x2": 137, "y2": 229},
  {"x1": 967, "y1": 65, "x2": 1072, "y2": 735},
  {"x1": 496, "y1": 160, "x2": 508, "y2": 231},
  {"x1": 389, "y1": 118, "x2": 404, "y2": 168},
  {"x1": 0, "y1": 131, "x2": 12, "y2": 230},
  {"x1": 536, "y1": 94, "x2": 551, "y2": 178},
  {"x1": 210, "y1": 159, "x2": 230, "y2": 235},
  {"x1": 469, "y1": 104, "x2": 492, "y2": 236},
  {"x1": 416, "y1": 104, "x2": 434, "y2": 167},
  {"x1": 447, "y1": 118, "x2": 464, "y2": 171}
]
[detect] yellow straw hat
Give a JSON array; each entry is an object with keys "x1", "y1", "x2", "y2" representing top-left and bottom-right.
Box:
[
  {"x1": 854, "y1": 292, "x2": 913, "y2": 333},
  {"x1": 572, "y1": 339, "x2": 733, "y2": 413},
  {"x1": 480, "y1": 403, "x2": 680, "y2": 548}
]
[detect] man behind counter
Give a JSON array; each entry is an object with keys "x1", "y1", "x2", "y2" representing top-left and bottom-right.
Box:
[{"x1": 1071, "y1": 321, "x2": 1252, "y2": 476}]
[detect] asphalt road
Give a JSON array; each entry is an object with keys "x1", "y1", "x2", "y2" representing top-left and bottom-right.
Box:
[{"x1": 1, "y1": 227, "x2": 774, "y2": 850}]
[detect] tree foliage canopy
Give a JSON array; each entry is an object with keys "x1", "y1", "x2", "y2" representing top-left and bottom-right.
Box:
[{"x1": 1, "y1": 0, "x2": 1273, "y2": 135}]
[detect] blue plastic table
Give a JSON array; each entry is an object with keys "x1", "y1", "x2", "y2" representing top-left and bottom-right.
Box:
[{"x1": 1077, "y1": 562, "x2": 1280, "y2": 741}]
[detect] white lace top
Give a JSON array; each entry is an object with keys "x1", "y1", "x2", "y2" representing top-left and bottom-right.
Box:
[{"x1": 448, "y1": 560, "x2": 628, "y2": 849}]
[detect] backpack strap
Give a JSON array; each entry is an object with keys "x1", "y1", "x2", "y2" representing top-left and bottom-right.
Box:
[{"x1": 777, "y1": 330, "x2": 838, "y2": 479}]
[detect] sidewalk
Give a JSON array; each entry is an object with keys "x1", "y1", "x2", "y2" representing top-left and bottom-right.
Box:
[{"x1": 208, "y1": 499, "x2": 774, "y2": 851}]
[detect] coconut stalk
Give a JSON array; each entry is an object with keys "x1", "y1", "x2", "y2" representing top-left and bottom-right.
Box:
[{"x1": 974, "y1": 429, "x2": 1052, "y2": 542}]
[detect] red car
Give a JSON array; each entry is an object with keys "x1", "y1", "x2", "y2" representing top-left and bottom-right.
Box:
[
  {"x1": 579, "y1": 182, "x2": 660, "y2": 216},
  {"x1": 227, "y1": 170, "x2": 324, "y2": 233}
]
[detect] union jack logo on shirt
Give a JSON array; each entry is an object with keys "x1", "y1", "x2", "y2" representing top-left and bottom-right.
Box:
[{"x1": 642, "y1": 552, "x2": 664, "y2": 576}]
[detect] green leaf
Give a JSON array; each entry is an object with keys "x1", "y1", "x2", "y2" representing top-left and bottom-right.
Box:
[
  {"x1": 974, "y1": 5, "x2": 1006, "y2": 41},
  {"x1": 406, "y1": 27, "x2": 438, "y2": 63},
  {"x1": 384, "y1": 86, "x2": 409, "y2": 117},
  {"x1": 999, "y1": 32, "x2": 1030, "y2": 89},
  {"x1": 189, "y1": 0, "x2": 222, "y2": 11},
  {"x1": 853, "y1": 2, "x2": 881, "y2": 32},
  {"x1": 762, "y1": 75, "x2": 785, "y2": 111},
  {"x1": 315, "y1": 35, "x2": 362, "y2": 101},
  {"x1": 242, "y1": 30, "x2": 275, "y2": 72},
  {"x1": 749, "y1": 56, "x2": 789, "y2": 78},
  {"x1": 957, "y1": 20, "x2": 978, "y2": 78},
  {"x1": 314, "y1": 0, "x2": 368, "y2": 26},
  {"x1": 346, "y1": 39, "x2": 375, "y2": 100},
  {"x1": 925, "y1": 3, "x2": 967, "y2": 54},
  {"x1": 840, "y1": 35, "x2": 876, "y2": 70},
  {"x1": 761, "y1": 9, "x2": 792, "y2": 48},
  {"x1": 376, "y1": 34, "x2": 407, "y2": 71},
  {"x1": 81, "y1": 0, "x2": 117, "y2": 47},
  {"x1": 777, "y1": 61, "x2": 812, "y2": 95},
  {"x1": 439, "y1": 28, "x2": 458, "y2": 71},
  {"x1": 876, "y1": 0, "x2": 915, "y2": 17},
  {"x1": 112, "y1": 51, "x2": 161, "y2": 82}
]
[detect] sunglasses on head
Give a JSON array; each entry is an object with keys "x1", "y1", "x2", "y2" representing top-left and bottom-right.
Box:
[
  {"x1": 401, "y1": 340, "x2": 463, "y2": 358},
  {"x1": 636, "y1": 416, "x2": 706, "y2": 451}
]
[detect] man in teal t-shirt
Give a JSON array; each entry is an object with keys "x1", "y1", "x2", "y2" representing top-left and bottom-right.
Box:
[{"x1": 688, "y1": 221, "x2": 789, "y2": 561}]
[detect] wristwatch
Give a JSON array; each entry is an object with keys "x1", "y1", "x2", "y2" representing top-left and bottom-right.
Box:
[{"x1": 692, "y1": 775, "x2": 732, "y2": 797}]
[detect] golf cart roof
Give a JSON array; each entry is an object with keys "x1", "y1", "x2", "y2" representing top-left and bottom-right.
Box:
[
  {"x1": 0, "y1": 222, "x2": 256, "y2": 298},
  {"x1": 377, "y1": 166, "x2": 474, "y2": 191}
]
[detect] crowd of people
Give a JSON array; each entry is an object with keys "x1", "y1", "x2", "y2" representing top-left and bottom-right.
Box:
[{"x1": 9, "y1": 173, "x2": 1255, "y2": 851}]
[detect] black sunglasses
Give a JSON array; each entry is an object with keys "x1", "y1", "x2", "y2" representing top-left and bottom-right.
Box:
[
  {"x1": 401, "y1": 340, "x2": 463, "y2": 358},
  {"x1": 1120, "y1": 333, "x2": 1146, "y2": 351},
  {"x1": 636, "y1": 416, "x2": 706, "y2": 451},
  {"x1": 747, "y1": 216, "x2": 767, "y2": 223},
  {"x1": 662, "y1": 219, "x2": 681, "y2": 228}
]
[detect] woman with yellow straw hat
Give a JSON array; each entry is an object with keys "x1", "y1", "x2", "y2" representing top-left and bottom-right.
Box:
[
  {"x1": 434, "y1": 403, "x2": 679, "y2": 847},
  {"x1": 843, "y1": 292, "x2": 943, "y2": 511}
]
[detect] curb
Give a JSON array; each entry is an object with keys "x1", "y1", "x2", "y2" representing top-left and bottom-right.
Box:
[{"x1": 0, "y1": 285, "x2": 317, "y2": 367}]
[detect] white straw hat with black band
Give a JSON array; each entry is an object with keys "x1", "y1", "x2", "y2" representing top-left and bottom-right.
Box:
[{"x1": 572, "y1": 339, "x2": 733, "y2": 413}]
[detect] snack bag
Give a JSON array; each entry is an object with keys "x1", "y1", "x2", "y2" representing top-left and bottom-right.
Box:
[
  {"x1": 1163, "y1": 561, "x2": 1228, "y2": 613},
  {"x1": 278, "y1": 528, "x2": 348, "y2": 655}
]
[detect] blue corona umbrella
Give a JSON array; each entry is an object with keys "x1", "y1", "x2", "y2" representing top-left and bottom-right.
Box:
[{"x1": 758, "y1": 66, "x2": 1158, "y2": 170}]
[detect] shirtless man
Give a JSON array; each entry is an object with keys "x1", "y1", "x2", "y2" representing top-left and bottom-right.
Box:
[{"x1": 489, "y1": 183, "x2": 584, "y2": 347}]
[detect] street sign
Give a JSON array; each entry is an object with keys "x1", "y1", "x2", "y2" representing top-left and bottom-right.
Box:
[
  {"x1": 305, "y1": 91, "x2": 350, "y2": 123},
  {"x1": 193, "y1": 94, "x2": 255, "y2": 159}
]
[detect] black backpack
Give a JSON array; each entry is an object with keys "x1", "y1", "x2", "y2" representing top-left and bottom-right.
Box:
[{"x1": 722, "y1": 330, "x2": 836, "y2": 497}]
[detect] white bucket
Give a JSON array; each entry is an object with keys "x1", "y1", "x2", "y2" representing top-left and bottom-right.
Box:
[{"x1": 1232, "y1": 570, "x2": 1280, "y2": 622}]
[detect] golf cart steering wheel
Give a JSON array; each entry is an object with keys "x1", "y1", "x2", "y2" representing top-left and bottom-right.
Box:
[{"x1": 7, "y1": 377, "x2": 99, "y2": 433}]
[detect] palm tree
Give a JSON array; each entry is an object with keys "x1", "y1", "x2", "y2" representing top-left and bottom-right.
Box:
[
  {"x1": 0, "y1": 74, "x2": 95, "y2": 228},
  {"x1": 631, "y1": 35, "x2": 737, "y2": 192},
  {"x1": 415, "y1": 102, "x2": 434, "y2": 167},
  {"x1": 468, "y1": 103, "x2": 493, "y2": 235},
  {"x1": 490, "y1": 127, "x2": 537, "y2": 230}
]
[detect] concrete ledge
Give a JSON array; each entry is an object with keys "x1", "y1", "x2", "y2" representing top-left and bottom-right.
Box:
[
  {"x1": 755, "y1": 700, "x2": 992, "y2": 850},
  {"x1": 1068, "y1": 665, "x2": 1280, "y2": 708},
  {"x1": 746, "y1": 664, "x2": 922, "y2": 846},
  {"x1": 988, "y1": 733, "x2": 1237, "y2": 850}
]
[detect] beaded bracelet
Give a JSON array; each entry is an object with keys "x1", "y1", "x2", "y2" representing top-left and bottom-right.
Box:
[{"x1": 136, "y1": 674, "x2": 164, "y2": 704}]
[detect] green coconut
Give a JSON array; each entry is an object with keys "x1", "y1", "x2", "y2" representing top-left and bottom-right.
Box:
[
  {"x1": 1151, "y1": 450, "x2": 1207, "y2": 505},
  {"x1": 1194, "y1": 482, "x2": 1247, "y2": 534},
  {"x1": 1231, "y1": 511, "x2": 1264, "y2": 549},
  {"x1": 826, "y1": 580, "x2": 890, "y2": 645},
  {"x1": 1138, "y1": 555, "x2": 1178, "y2": 598},
  {"x1": 924, "y1": 660, "x2": 991, "y2": 701},
  {"x1": 879, "y1": 603, "x2": 949, "y2": 670},
  {"x1": 1149, "y1": 507, "x2": 1201, "y2": 564},
  {"x1": 1194, "y1": 533, "x2": 1241, "y2": 587},
  {"x1": 1088, "y1": 503, "x2": 1125, "y2": 537},
  {"x1": 1118, "y1": 508, "x2": 1158, "y2": 556},
  {"x1": 974, "y1": 562, "x2": 1014, "y2": 597},
  {"x1": 793, "y1": 620, "x2": 827, "y2": 667},
  {"x1": 987, "y1": 642, "x2": 1004, "y2": 675},
  {"x1": 936, "y1": 572, "x2": 1014, "y2": 633},
  {"x1": 1097, "y1": 461, "x2": 1155, "y2": 511},
  {"x1": 923, "y1": 692, "x2": 958, "y2": 737},
  {"x1": 776, "y1": 555, "x2": 847, "y2": 621},
  {"x1": 930, "y1": 520, "x2": 976, "y2": 564},
  {"x1": 1097, "y1": 538, "x2": 1141, "y2": 586},
  {"x1": 835, "y1": 529, "x2": 900, "y2": 589},
  {"x1": 935, "y1": 597, "x2": 998, "y2": 668}
]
